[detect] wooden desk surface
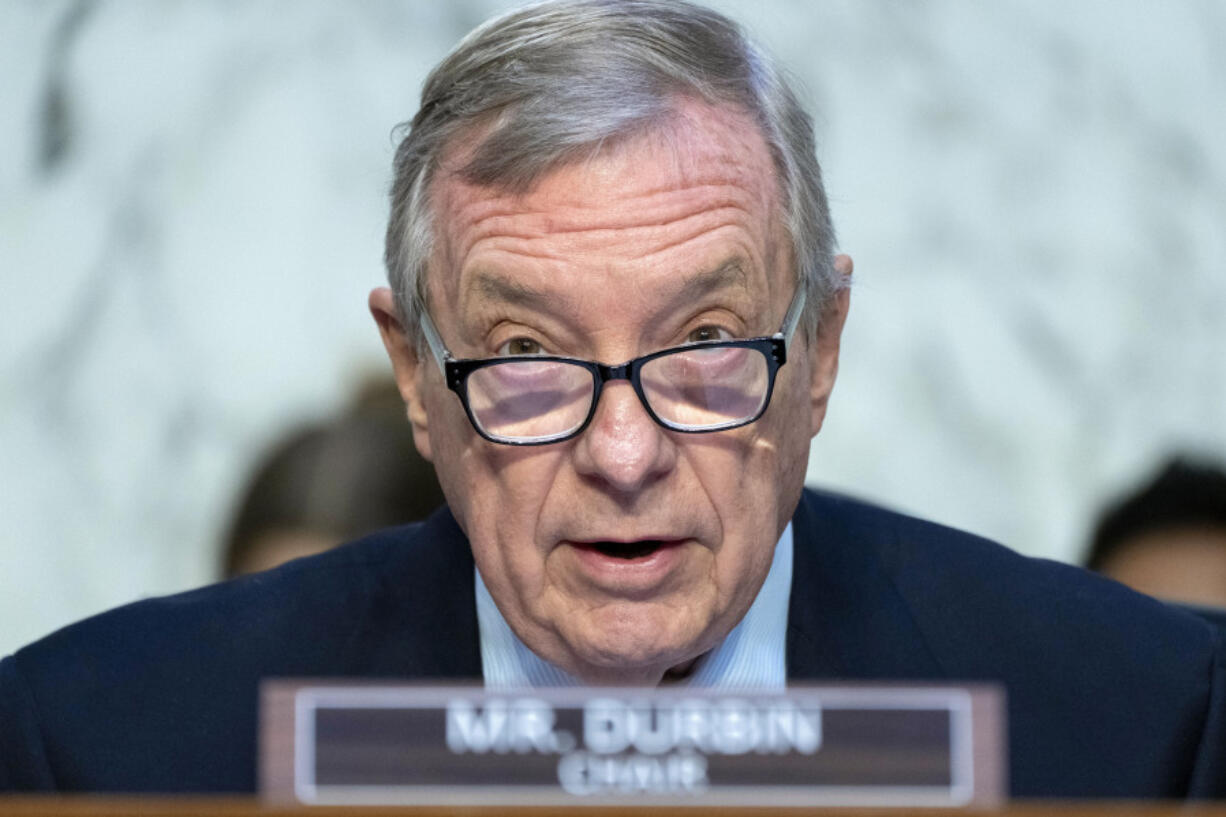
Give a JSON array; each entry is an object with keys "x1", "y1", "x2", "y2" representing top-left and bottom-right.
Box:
[{"x1": 2, "y1": 799, "x2": 1226, "y2": 817}]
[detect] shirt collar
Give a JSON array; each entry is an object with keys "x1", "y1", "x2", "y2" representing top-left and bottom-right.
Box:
[{"x1": 476, "y1": 523, "x2": 793, "y2": 689}]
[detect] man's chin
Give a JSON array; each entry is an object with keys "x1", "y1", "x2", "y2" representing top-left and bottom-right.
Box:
[{"x1": 556, "y1": 612, "x2": 716, "y2": 685}]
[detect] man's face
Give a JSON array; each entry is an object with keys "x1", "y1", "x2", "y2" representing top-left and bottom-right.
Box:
[{"x1": 374, "y1": 99, "x2": 848, "y2": 684}]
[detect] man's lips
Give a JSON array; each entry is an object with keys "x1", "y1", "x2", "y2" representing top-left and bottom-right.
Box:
[
  {"x1": 568, "y1": 538, "x2": 687, "y2": 561},
  {"x1": 561, "y1": 537, "x2": 691, "y2": 596}
]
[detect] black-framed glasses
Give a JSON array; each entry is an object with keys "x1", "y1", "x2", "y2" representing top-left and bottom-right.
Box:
[{"x1": 420, "y1": 285, "x2": 807, "y2": 446}]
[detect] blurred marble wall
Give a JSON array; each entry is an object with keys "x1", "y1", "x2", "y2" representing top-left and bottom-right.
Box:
[{"x1": 2, "y1": 0, "x2": 1224, "y2": 655}]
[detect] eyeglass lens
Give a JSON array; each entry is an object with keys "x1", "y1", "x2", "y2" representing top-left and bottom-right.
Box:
[
  {"x1": 464, "y1": 346, "x2": 769, "y2": 442},
  {"x1": 640, "y1": 345, "x2": 769, "y2": 430},
  {"x1": 466, "y1": 360, "x2": 594, "y2": 441}
]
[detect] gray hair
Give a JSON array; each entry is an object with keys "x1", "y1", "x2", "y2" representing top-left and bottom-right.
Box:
[{"x1": 384, "y1": 0, "x2": 840, "y2": 344}]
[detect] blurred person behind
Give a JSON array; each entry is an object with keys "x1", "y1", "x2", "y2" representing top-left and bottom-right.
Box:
[
  {"x1": 1086, "y1": 456, "x2": 1226, "y2": 610},
  {"x1": 222, "y1": 377, "x2": 445, "y2": 577}
]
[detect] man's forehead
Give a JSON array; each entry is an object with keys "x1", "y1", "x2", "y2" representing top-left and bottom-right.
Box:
[{"x1": 426, "y1": 99, "x2": 784, "y2": 308}]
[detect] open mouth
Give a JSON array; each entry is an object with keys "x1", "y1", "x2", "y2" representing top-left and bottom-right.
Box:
[{"x1": 578, "y1": 539, "x2": 672, "y2": 560}]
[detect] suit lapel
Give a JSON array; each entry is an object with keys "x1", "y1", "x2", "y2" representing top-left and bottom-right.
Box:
[
  {"x1": 786, "y1": 490, "x2": 946, "y2": 681},
  {"x1": 362, "y1": 506, "x2": 483, "y2": 680}
]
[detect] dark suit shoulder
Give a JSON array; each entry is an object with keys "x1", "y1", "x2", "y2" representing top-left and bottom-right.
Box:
[
  {"x1": 17, "y1": 524, "x2": 410, "y2": 684},
  {"x1": 803, "y1": 487, "x2": 1218, "y2": 674},
  {"x1": 796, "y1": 488, "x2": 1226, "y2": 798},
  {"x1": 0, "y1": 507, "x2": 480, "y2": 793}
]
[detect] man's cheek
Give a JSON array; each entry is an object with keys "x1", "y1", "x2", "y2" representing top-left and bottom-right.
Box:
[{"x1": 491, "y1": 448, "x2": 570, "y2": 503}]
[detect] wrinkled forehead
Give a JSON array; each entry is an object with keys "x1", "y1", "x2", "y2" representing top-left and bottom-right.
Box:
[{"x1": 424, "y1": 98, "x2": 788, "y2": 308}]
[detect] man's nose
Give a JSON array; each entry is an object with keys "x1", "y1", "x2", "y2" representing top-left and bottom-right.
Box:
[{"x1": 572, "y1": 381, "x2": 677, "y2": 495}]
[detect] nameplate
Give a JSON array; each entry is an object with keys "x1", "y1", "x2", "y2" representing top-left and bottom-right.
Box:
[{"x1": 261, "y1": 682, "x2": 1005, "y2": 807}]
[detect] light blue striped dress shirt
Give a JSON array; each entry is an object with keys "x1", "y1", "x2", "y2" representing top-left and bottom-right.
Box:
[{"x1": 476, "y1": 523, "x2": 793, "y2": 689}]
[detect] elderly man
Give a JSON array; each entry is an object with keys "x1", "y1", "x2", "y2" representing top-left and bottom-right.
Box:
[{"x1": 2, "y1": 0, "x2": 1224, "y2": 799}]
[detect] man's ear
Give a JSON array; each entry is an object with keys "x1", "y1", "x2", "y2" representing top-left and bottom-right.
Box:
[
  {"x1": 369, "y1": 287, "x2": 434, "y2": 462},
  {"x1": 809, "y1": 254, "x2": 853, "y2": 438}
]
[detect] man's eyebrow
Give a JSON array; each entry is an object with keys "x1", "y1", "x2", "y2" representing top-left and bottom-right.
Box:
[
  {"x1": 470, "y1": 273, "x2": 561, "y2": 310},
  {"x1": 668, "y1": 259, "x2": 749, "y2": 304}
]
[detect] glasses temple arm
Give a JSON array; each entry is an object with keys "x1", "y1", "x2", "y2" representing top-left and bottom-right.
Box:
[
  {"x1": 778, "y1": 284, "x2": 807, "y2": 342},
  {"x1": 418, "y1": 308, "x2": 451, "y2": 372}
]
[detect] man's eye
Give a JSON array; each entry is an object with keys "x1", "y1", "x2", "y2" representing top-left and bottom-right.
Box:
[
  {"x1": 499, "y1": 337, "x2": 544, "y2": 356},
  {"x1": 686, "y1": 325, "x2": 731, "y2": 343}
]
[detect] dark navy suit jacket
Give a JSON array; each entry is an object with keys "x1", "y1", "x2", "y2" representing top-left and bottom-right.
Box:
[{"x1": 2, "y1": 489, "x2": 1224, "y2": 796}]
